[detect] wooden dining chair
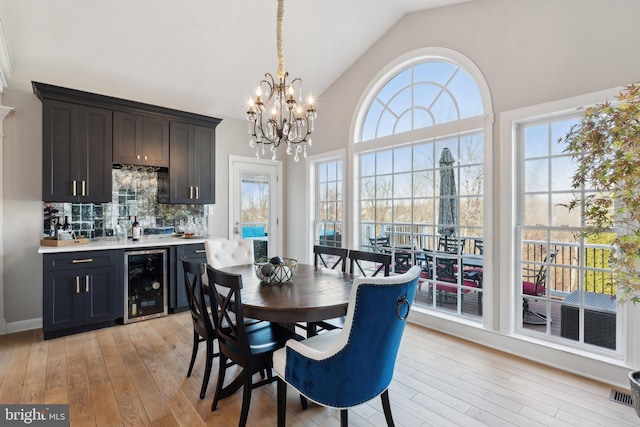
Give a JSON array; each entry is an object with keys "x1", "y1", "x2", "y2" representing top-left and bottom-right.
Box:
[
  {"x1": 181, "y1": 257, "x2": 217, "y2": 399},
  {"x1": 205, "y1": 265, "x2": 298, "y2": 427},
  {"x1": 313, "y1": 245, "x2": 348, "y2": 272},
  {"x1": 273, "y1": 266, "x2": 421, "y2": 427},
  {"x1": 348, "y1": 249, "x2": 392, "y2": 277}
]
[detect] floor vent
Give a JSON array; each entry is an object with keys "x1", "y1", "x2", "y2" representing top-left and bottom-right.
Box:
[{"x1": 610, "y1": 389, "x2": 633, "y2": 407}]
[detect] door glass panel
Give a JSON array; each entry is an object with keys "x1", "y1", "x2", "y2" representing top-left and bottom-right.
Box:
[{"x1": 240, "y1": 171, "x2": 270, "y2": 260}]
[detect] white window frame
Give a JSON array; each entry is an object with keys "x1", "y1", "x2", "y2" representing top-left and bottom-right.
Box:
[
  {"x1": 305, "y1": 149, "x2": 347, "y2": 264},
  {"x1": 500, "y1": 87, "x2": 640, "y2": 366},
  {"x1": 349, "y1": 47, "x2": 494, "y2": 327}
]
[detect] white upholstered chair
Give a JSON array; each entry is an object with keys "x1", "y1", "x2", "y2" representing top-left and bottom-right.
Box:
[{"x1": 205, "y1": 238, "x2": 255, "y2": 268}]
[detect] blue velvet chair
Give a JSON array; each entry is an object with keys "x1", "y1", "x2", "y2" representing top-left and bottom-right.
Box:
[{"x1": 273, "y1": 266, "x2": 421, "y2": 427}]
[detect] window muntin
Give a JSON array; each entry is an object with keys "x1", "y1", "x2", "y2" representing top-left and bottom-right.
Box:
[{"x1": 361, "y1": 60, "x2": 483, "y2": 141}]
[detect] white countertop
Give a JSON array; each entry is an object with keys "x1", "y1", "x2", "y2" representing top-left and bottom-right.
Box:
[{"x1": 38, "y1": 235, "x2": 209, "y2": 254}]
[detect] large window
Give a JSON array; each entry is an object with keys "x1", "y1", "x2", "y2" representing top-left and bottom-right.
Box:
[
  {"x1": 355, "y1": 54, "x2": 488, "y2": 319},
  {"x1": 516, "y1": 114, "x2": 618, "y2": 352},
  {"x1": 314, "y1": 159, "x2": 343, "y2": 248}
]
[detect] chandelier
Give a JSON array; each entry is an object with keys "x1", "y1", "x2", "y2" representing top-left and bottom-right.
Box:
[{"x1": 246, "y1": 0, "x2": 317, "y2": 162}]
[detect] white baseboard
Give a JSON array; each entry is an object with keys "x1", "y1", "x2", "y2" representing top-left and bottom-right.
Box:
[{"x1": 5, "y1": 317, "x2": 42, "y2": 334}]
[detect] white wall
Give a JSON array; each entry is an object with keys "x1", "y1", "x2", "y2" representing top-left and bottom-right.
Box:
[{"x1": 285, "y1": 0, "x2": 640, "y2": 388}]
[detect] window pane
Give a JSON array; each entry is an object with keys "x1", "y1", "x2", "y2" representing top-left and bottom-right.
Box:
[
  {"x1": 524, "y1": 124, "x2": 549, "y2": 158},
  {"x1": 388, "y1": 87, "x2": 412, "y2": 116},
  {"x1": 524, "y1": 159, "x2": 549, "y2": 192},
  {"x1": 524, "y1": 194, "x2": 548, "y2": 225},
  {"x1": 376, "y1": 150, "x2": 393, "y2": 175},
  {"x1": 432, "y1": 91, "x2": 459, "y2": 124},
  {"x1": 361, "y1": 152, "x2": 376, "y2": 176},
  {"x1": 376, "y1": 175, "x2": 393, "y2": 199},
  {"x1": 414, "y1": 171, "x2": 435, "y2": 197},
  {"x1": 414, "y1": 61, "x2": 456, "y2": 86},
  {"x1": 394, "y1": 146, "x2": 413, "y2": 173},
  {"x1": 378, "y1": 69, "x2": 411, "y2": 103},
  {"x1": 551, "y1": 155, "x2": 576, "y2": 192},
  {"x1": 448, "y1": 69, "x2": 483, "y2": 118},
  {"x1": 394, "y1": 173, "x2": 412, "y2": 198}
]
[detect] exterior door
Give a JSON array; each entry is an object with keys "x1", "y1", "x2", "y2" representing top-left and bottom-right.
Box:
[{"x1": 229, "y1": 156, "x2": 282, "y2": 259}]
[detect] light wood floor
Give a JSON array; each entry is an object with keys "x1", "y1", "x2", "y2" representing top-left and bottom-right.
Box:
[{"x1": 0, "y1": 312, "x2": 637, "y2": 426}]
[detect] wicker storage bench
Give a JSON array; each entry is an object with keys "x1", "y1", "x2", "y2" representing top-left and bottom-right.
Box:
[{"x1": 560, "y1": 291, "x2": 616, "y2": 350}]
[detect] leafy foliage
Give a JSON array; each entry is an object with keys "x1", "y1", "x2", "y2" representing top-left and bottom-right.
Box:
[{"x1": 562, "y1": 84, "x2": 640, "y2": 303}]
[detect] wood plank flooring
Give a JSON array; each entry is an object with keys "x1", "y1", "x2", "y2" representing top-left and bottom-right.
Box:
[{"x1": 0, "y1": 312, "x2": 637, "y2": 426}]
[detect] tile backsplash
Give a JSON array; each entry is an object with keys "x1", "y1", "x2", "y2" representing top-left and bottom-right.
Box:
[{"x1": 43, "y1": 165, "x2": 207, "y2": 239}]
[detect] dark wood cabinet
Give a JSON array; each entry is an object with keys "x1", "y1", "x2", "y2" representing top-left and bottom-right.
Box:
[
  {"x1": 166, "y1": 122, "x2": 216, "y2": 204},
  {"x1": 113, "y1": 112, "x2": 169, "y2": 167},
  {"x1": 41, "y1": 99, "x2": 112, "y2": 202},
  {"x1": 171, "y1": 243, "x2": 207, "y2": 312},
  {"x1": 43, "y1": 250, "x2": 121, "y2": 339}
]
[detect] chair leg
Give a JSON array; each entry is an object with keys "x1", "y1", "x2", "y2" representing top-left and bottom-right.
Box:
[
  {"x1": 238, "y1": 369, "x2": 253, "y2": 427},
  {"x1": 211, "y1": 355, "x2": 227, "y2": 411},
  {"x1": 340, "y1": 409, "x2": 348, "y2": 427},
  {"x1": 277, "y1": 378, "x2": 287, "y2": 427},
  {"x1": 187, "y1": 331, "x2": 199, "y2": 377},
  {"x1": 200, "y1": 337, "x2": 214, "y2": 399},
  {"x1": 300, "y1": 394, "x2": 308, "y2": 410},
  {"x1": 381, "y1": 390, "x2": 395, "y2": 427},
  {"x1": 523, "y1": 299, "x2": 548, "y2": 325}
]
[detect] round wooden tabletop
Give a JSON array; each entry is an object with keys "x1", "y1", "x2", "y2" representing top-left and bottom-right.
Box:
[{"x1": 219, "y1": 263, "x2": 354, "y2": 323}]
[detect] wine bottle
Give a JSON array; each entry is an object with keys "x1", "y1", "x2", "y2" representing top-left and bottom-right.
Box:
[{"x1": 132, "y1": 215, "x2": 141, "y2": 241}]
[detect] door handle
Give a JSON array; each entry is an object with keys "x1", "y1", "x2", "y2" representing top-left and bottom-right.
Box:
[
  {"x1": 233, "y1": 221, "x2": 240, "y2": 235},
  {"x1": 76, "y1": 276, "x2": 80, "y2": 294},
  {"x1": 82, "y1": 180, "x2": 86, "y2": 196},
  {"x1": 189, "y1": 186, "x2": 193, "y2": 199},
  {"x1": 195, "y1": 186, "x2": 199, "y2": 199},
  {"x1": 72, "y1": 180, "x2": 77, "y2": 196},
  {"x1": 85, "y1": 275, "x2": 89, "y2": 293}
]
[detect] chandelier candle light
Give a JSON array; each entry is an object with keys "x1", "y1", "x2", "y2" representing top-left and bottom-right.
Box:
[{"x1": 246, "y1": 0, "x2": 317, "y2": 162}]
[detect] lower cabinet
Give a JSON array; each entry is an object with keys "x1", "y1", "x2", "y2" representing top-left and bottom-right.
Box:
[
  {"x1": 43, "y1": 250, "x2": 121, "y2": 339},
  {"x1": 171, "y1": 243, "x2": 207, "y2": 312}
]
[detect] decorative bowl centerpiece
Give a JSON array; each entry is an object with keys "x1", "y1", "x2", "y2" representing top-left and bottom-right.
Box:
[{"x1": 254, "y1": 256, "x2": 298, "y2": 285}]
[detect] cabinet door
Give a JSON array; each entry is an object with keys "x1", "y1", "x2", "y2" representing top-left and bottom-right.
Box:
[
  {"x1": 42, "y1": 100, "x2": 80, "y2": 202},
  {"x1": 192, "y1": 126, "x2": 216, "y2": 204},
  {"x1": 113, "y1": 111, "x2": 142, "y2": 165},
  {"x1": 141, "y1": 116, "x2": 169, "y2": 167},
  {"x1": 168, "y1": 122, "x2": 215, "y2": 204},
  {"x1": 113, "y1": 112, "x2": 169, "y2": 167},
  {"x1": 168, "y1": 122, "x2": 193, "y2": 203},
  {"x1": 174, "y1": 244, "x2": 207, "y2": 310},
  {"x1": 83, "y1": 266, "x2": 120, "y2": 325},
  {"x1": 79, "y1": 106, "x2": 113, "y2": 203},
  {"x1": 43, "y1": 269, "x2": 84, "y2": 332}
]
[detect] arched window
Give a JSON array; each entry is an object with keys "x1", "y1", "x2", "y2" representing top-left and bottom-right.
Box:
[
  {"x1": 352, "y1": 49, "x2": 492, "y2": 320},
  {"x1": 361, "y1": 61, "x2": 483, "y2": 141}
]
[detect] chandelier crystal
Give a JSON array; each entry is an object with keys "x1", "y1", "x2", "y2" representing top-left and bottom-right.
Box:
[{"x1": 246, "y1": 0, "x2": 316, "y2": 162}]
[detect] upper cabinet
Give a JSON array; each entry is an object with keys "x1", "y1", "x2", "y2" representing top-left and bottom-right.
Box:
[
  {"x1": 33, "y1": 82, "x2": 222, "y2": 205},
  {"x1": 113, "y1": 112, "x2": 169, "y2": 167},
  {"x1": 41, "y1": 99, "x2": 113, "y2": 203},
  {"x1": 164, "y1": 122, "x2": 216, "y2": 204}
]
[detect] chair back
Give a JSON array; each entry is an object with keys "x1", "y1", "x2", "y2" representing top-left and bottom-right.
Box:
[
  {"x1": 205, "y1": 238, "x2": 255, "y2": 268},
  {"x1": 369, "y1": 236, "x2": 391, "y2": 253},
  {"x1": 181, "y1": 257, "x2": 213, "y2": 340},
  {"x1": 283, "y1": 266, "x2": 421, "y2": 408},
  {"x1": 473, "y1": 238, "x2": 484, "y2": 255},
  {"x1": 313, "y1": 245, "x2": 348, "y2": 272},
  {"x1": 205, "y1": 265, "x2": 250, "y2": 365},
  {"x1": 348, "y1": 249, "x2": 391, "y2": 277},
  {"x1": 522, "y1": 250, "x2": 558, "y2": 296},
  {"x1": 438, "y1": 236, "x2": 465, "y2": 254}
]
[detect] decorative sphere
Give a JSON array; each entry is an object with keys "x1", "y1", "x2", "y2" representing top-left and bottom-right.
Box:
[{"x1": 270, "y1": 256, "x2": 284, "y2": 265}]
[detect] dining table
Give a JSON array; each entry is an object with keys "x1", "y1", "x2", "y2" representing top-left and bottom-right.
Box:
[{"x1": 218, "y1": 262, "x2": 355, "y2": 325}]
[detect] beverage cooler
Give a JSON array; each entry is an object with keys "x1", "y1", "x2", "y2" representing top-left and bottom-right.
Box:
[{"x1": 124, "y1": 249, "x2": 168, "y2": 323}]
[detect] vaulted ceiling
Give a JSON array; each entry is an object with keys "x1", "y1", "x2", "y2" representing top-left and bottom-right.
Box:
[{"x1": 0, "y1": 0, "x2": 471, "y2": 120}]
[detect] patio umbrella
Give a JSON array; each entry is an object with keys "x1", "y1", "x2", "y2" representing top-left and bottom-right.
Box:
[{"x1": 438, "y1": 147, "x2": 458, "y2": 238}]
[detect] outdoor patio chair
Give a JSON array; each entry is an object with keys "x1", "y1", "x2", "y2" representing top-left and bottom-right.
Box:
[{"x1": 522, "y1": 250, "x2": 558, "y2": 325}]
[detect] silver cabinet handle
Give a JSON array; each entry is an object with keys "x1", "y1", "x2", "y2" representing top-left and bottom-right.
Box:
[
  {"x1": 76, "y1": 276, "x2": 80, "y2": 294},
  {"x1": 72, "y1": 180, "x2": 77, "y2": 196},
  {"x1": 82, "y1": 180, "x2": 86, "y2": 196},
  {"x1": 144, "y1": 155, "x2": 148, "y2": 160},
  {"x1": 195, "y1": 250, "x2": 206, "y2": 254},
  {"x1": 195, "y1": 186, "x2": 199, "y2": 199},
  {"x1": 72, "y1": 258, "x2": 93, "y2": 264},
  {"x1": 137, "y1": 155, "x2": 141, "y2": 160},
  {"x1": 85, "y1": 275, "x2": 89, "y2": 293},
  {"x1": 189, "y1": 186, "x2": 193, "y2": 199}
]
